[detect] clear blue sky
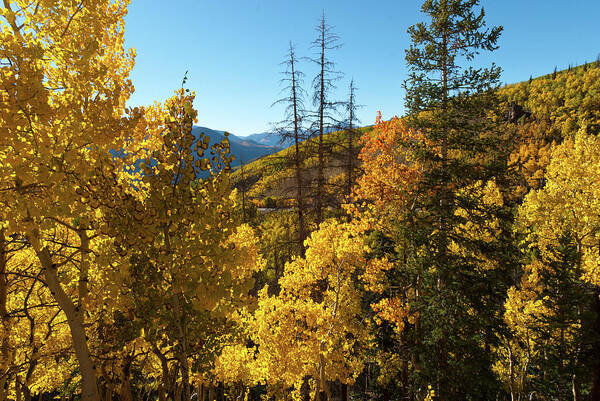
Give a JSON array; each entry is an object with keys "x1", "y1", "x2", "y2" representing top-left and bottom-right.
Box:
[{"x1": 124, "y1": 0, "x2": 600, "y2": 137}]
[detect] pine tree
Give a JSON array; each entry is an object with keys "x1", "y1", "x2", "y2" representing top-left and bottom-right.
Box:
[
  {"x1": 273, "y1": 42, "x2": 309, "y2": 250},
  {"x1": 344, "y1": 79, "x2": 361, "y2": 200},
  {"x1": 403, "y1": 1, "x2": 513, "y2": 399},
  {"x1": 309, "y1": 11, "x2": 343, "y2": 225}
]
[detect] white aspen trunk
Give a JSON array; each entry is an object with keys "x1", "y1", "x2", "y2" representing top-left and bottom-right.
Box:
[{"x1": 30, "y1": 236, "x2": 100, "y2": 401}]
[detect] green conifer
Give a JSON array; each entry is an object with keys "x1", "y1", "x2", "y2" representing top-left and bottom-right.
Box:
[{"x1": 402, "y1": 1, "x2": 516, "y2": 399}]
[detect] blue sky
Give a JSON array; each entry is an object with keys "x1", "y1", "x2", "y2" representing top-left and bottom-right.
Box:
[{"x1": 124, "y1": 0, "x2": 600, "y2": 137}]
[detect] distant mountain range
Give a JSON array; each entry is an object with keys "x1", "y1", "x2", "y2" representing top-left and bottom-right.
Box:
[
  {"x1": 192, "y1": 126, "x2": 285, "y2": 167},
  {"x1": 191, "y1": 125, "x2": 353, "y2": 168},
  {"x1": 244, "y1": 132, "x2": 293, "y2": 147}
]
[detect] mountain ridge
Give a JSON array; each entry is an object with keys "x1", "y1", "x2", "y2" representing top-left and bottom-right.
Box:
[{"x1": 192, "y1": 126, "x2": 283, "y2": 166}]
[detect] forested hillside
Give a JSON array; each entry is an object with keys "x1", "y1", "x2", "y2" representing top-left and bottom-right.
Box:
[
  {"x1": 1, "y1": 1, "x2": 599, "y2": 401},
  {"x1": 236, "y1": 63, "x2": 600, "y2": 205},
  {"x1": 500, "y1": 64, "x2": 600, "y2": 190},
  {"x1": 231, "y1": 126, "x2": 372, "y2": 206}
]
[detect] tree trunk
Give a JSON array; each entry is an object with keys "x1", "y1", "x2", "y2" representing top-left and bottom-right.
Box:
[
  {"x1": 340, "y1": 383, "x2": 348, "y2": 401},
  {"x1": 436, "y1": 11, "x2": 450, "y2": 400},
  {"x1": 33, "y1": 242, "x2": 100, "y2": 401},
  {"x1": 22, "y1": 355, "x2": 37, "y2": 401},
  {"x1": 0, "y1": 373, "x2": 6, "y2": 401},
  {"x1": 300, "y1": 377, "x2": 311, "y2": 401},
  {"x1": 119, "y1": 354, "x2": 134, "y2": 401},
  {"x1": 240, "y1": 160, "x2": 247, "y2": 223},
  {"x1": 508, "y1": 341, "x2": 516, "y2": 401},
  {"x1": 152, "y1": 343, "x2": 171, "y2": 401},
  {"x1": 345, "y1": 81, "x2": 356, "y2": 208},
  {"x1": 15, "y1": 376, "x2": 21, "y2": 401},
  {"x1": 103, "y1": 380, "x2": 114, "y2": 401},
  {"x1": 591, "y1": 290, "x2": 600, "y2": 401},
  {"x1": 22, "y1": 384, "x2": 33, "y2": 401},
  {"x1": 175, "y1": 383, "x2": 182, "y2": 401},
  {"x1": 158, "y1": 383, "x2": 167, "y2": 401},
  {"x1": 290, "y1": 46, "x2": 306, "y2": 252},
  {"x1": 173, "y1": 292, "x2": 190, "y2": 401},
  {"x1": 315, "y1": 16, "x2": 326, "y2": 225},
  {"x1": 0, "y1": 231, "x2": 13, "y2": 391},
  {"x1": 401, "y1": 357, "x2": 409, "y2": 401},
  {"x1": 217, "y1": 382, "x2": 224, "y2": 401}
]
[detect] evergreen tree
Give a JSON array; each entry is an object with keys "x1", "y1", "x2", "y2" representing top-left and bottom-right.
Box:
[{"x1": 402, "y1": 1, "x2": 514, "y2": 399}]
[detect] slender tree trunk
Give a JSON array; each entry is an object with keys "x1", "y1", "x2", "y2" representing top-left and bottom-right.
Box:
[
  {"x1": 175, "y1": 382, "x2": 182, "y2": 401},
  {"x1": 240, "y1": 160, "x2": 247, "y2": 223},
  {"x1": 439, "y1": 9, "x2": 450, "y2": 268},
  {"x1": 0, "y1": 376, "x2": 6, "y2": 401},
  {"x1": 217, "y1": 382, "x2": 224, "y2": 401},
  {"x1": 119, "y1": 354, "x2": 134, "y2": 401},
  {"x1": 153, "y1": 344, "x2": 170, "y2": 401},
  {"x1": 300, "y1": 377, "x2": 311, "y2": 401},
  {"x1": 22, "y1": 384, "x2": 32, "y2": 401},
  {"x1": 317, "y1": 348, "x2": 327, "y2": 401},
  {"x1": 0, "y1": 231, "x2": 13, "y2": 391},
  {"x1": 158, "y1": 383, "x2": 167, "y2": 401},
  {"x1": 436, "y1": 8, "x2": 450, "y2": 398},
  {"x1": 507, "y1": 341, "x2": 516, "y2": 401},
  {"x1": 340, "y1": 383, "x2": 348, "y2": 401},
  {"x1": 557, "y1": 327, "x2": 566, "y2": 401},
  {"x1": 15, "y1": 377, "x2": 21, "y2": 401},
  {"x1": 31, "y1": 237, "x2": 100, "y2": 401},
  {"x1": 401, "y1": 356, "x2": 409, "y2": 401},
  {"x1": 290, "y1": 47, "x2": 306, "y2": 251},
  {"x1": 21, "y1": 353, "x2": 37, "y2": 401},
  {"x1": 316, "y1": 18, "x2": 326, "y2": 225},
  {"x1": 381, "y1": 386, "x2": 390, "y2": 401},
  {"x1": 103, "y1": 380, "x2": 114, "y2": 401},
  {"x1": 590, "y1": 289, "x2": 600, "y2": 401},
  {"x1": 173, "y1": 292, "x2": 190, "y2": 401},
  {"x1": 346, "y1": 81, "x2": 355, "y2": 204}
]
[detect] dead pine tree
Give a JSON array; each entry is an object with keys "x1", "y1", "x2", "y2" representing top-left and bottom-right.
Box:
[
  {"x1": 239, "y1": 158, "x2": 247, "y2": 223},
  {"x1": 343, "y1": 79, "x2": 362, "y2": 200},
  {"x1": 326, "y1": 79, "x2": 362, "y2": 220},
  {"x1": 272, "y1": 41, "x2": 309, "y2": 252},
  {"x1": 308, "y1": 11, "x2": 343, "y2": 225}
]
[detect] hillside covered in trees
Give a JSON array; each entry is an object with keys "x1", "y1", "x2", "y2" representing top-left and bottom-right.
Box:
[{"x1": 1, "y1": 1, "x2": 600, "y2": 401}]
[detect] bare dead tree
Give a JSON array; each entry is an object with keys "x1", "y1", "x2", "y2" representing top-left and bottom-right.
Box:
[
  {"x1": 308, "y1": 11, "x2": 343, "y2": 225},
  {"x1": 272, "y1": 42, "x2": 309, "y2": 251},
  {"x1": 343, "y1": 79, "x2": 362, "y2": 200},
  {"x1": 239, "y1": 158, "x2": 247, "y2": 223}
]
